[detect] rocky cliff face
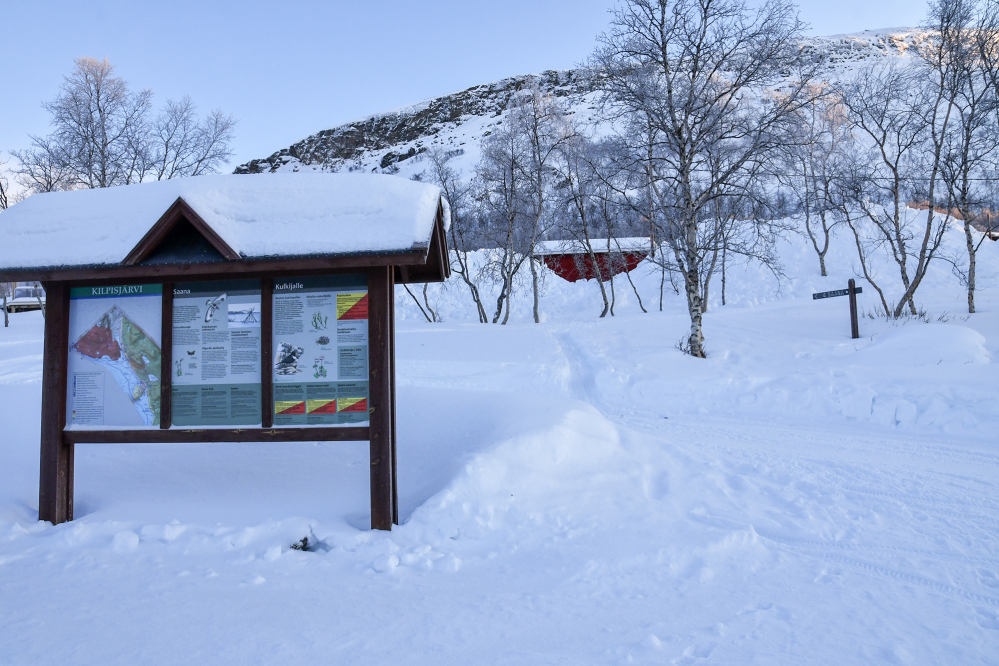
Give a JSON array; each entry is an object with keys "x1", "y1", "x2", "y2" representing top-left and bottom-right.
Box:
[
  {"x1": 234, "y1": 29, "x2": 929, "y2": 178},
  {"x1": 235, "y1": 69, "x2": 594, "y2": 176}
]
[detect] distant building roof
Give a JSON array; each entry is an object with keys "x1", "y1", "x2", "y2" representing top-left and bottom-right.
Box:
[
  {"x1": 0, "y1": 173, "x2": 449, "y2": 272},
  {"x1": 536, "y1": 238, "x2": 651, "y2": 283},
  {"x1": 533, "y1": 237, "x2": 651, "y2": 256}
]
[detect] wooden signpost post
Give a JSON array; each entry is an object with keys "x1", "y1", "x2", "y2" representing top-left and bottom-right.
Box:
[
  {"x1": 813, "y1": 278, "x2": 862, "y2": 339},
  {"x1": 0, "y1": 174, "x2": 449, "y2": 531}
]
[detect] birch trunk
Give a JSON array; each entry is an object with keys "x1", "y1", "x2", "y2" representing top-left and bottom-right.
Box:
[
  {"x1": 701, "y1": 239, "x2": 721, "y2": 314},
  {"x1": 965, "y1": 220, "x2": 977, "y2": 314},
  {"x1": 492, "y1": 286, "x2": 506, "y2": 324},
  {"x1": 501, "y1": 276, "x2": 513, "y2": 325},
  {"x1": 847, "y1": 216, "x2": 891, "y2": 315},
  {"x1": 450, "y1": 241, "x2": 488, "y2": 323},
  {"x1": 34, "y1": 282, "x2": 45, "y2": 318},
  {"x1": 613, "y1": 238, "x2": 647, "y2": 314},
  {"x1": 659, "y1": 261, "x2": 666, "y2": 312},
  {"x1": 682, "y1": 220, "x2": 705, "y2": 357},
  {"x1": 422, "y1": 283, "x2": 440, "y2": 322},
  {"x1": 580, "y1": 210, "x2": 610, "y2": 317},
  {"x1": 530, "y1": 255, "x2": 541, "y2": 323},
  {"x1": 685, "y1": 270, "x2": 704, "y2": 357},
  {"x1": 403, "y1": 284, "x2": 433, "y2": 323},
  {"x1": 804, "y1": 207, "x2": 831, "y2": 277},
  {"x1": 469, "y1": 282, "x2": 488, "y2": 324},
  {"x1": 721, "y1": 240, "x2": 728, "y2": 306}
]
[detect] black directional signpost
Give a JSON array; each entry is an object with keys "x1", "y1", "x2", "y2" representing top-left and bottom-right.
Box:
[{"x1": 813, "y1": 278, "x2": 862, "y2": 339}]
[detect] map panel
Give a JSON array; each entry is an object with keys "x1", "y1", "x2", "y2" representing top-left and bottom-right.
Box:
[{"x1": 66, "y1": 285, "x2": 163, "y2": 428}]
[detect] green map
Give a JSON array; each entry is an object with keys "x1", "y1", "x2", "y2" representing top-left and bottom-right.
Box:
[{"x1": 72, "y1": 305, "x2": 162, "y2": 426}]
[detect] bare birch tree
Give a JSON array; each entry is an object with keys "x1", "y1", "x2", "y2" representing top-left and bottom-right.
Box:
[
  {"x1": 591, "y1": 0, "x2": 814, "y2": 356},
  {"x1": 424, "y1": 149, "x2": 489, "y2": 322},
  {"x1": 0, "y1": 282, "x2": 10, "y2": 327},
  {"x1": 0, "y1": 154, "x2": 9, "y2": 211},
  {"x1": 34, "y1": 57, "x2": 152, "y2": 189},
  {"x1": 11, "y1": 138, "x2": 74, "y2": 194},
  {"x1": 149, "y1": 96, "x2": 236, "y2": 181},
  {"x1": 777, "y1": 85, "x2": 852, "y2": 276},
  {"x1": 939, "y1": 0, "x2": 999, "y2": 313},
  {"x1": 477, "y1": 116, "x2": 532, "y2": 324},
  {"x1": 510, "y1": 87, "x2": 572, "y2": 323},
  {"x1": 554, "y1": 131, "x2": 614, "y2": 317},
  {"x1": 838, "y1": 63, "x2": 940, "y2": 317},
  {"x1": 15, "y1": 57, "x2": 236, "y2": 194}
]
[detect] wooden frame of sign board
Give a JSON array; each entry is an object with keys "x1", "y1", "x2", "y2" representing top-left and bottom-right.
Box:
[{"x1": 0, "y1": 195, "x2": 449, "y2": 531}]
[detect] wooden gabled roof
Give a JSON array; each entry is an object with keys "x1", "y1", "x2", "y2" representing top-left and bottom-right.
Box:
[
  {"x1": 123, "y1": 197, "x2": 241, "y2": 265},
  {"x1": 0, "y1": 174, "x2": 450, "y2": 284}
]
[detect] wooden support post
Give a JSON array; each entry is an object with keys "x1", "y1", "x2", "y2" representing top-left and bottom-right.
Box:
[
  {"x1": 261, "y1": 279, "x2": 274, "y2": 428},
  {"x1": 848, "y1": 278, "x2": 860, "y2": 339},
  {"x1": 38, "y1": 281, "x2": 73, "y2": 524},
  {"x1": 389, "y1": 271, "x2": 398, "y2": 525},
  {"x1": 367, "y1": 267, "x2": 394, "y2": 530},
  {"x1": 160, "y1": 283, "x2": 173, "y2": 429}
]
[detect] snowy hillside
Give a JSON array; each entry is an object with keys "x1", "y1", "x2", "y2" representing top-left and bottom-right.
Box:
[
  {"x1": 2, "y1": 206, "x2": 998, "y2": 662},
  {"x1": 234, "y1": 29, "x2": 932, "y2": 183}
]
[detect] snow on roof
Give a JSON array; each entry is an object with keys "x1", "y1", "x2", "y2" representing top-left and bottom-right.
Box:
[
  {"x1": 534, "y1": 237, "x2": 651, "y2": 256},
  {"x1": 0, "y1": 173, "x2": 448, "y2": 270}
]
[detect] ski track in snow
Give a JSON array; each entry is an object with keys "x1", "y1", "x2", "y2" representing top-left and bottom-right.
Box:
[
  {"x1": 2, "y1": 222, "x2": 999, "y2": 663},
  {"x1": 554, "y1": 324, "x2": 999, "y2": 613}
]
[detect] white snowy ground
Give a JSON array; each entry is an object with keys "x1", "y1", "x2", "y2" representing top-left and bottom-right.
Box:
[{"x1": 2, "y1": 220, "x2": 999, "y2": 664}]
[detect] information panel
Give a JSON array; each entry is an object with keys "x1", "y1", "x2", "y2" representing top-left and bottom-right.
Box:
[
  {"x1": 172, "y1": 280, "x2": 262, "y2": 426},
  {"x1": 272, "y1": 275, "x2": 369, "y2": 426},
  {"x1": 66, "y1": 284, "x2": 163, "y2": 428}
]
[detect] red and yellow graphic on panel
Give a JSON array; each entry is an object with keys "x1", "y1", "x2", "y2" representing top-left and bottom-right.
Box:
[
  {"x1": 337, "y1": 397, "x2": 368, "y2": 413},
  {"x1": 275, "y1": 401, "x2": 305, "y2": 415},
  {"x1": 306, "y1": 399, "x2": 337, "y2": 414},
  {"x1": 336, "y1": 293, "x2": 368, "y2": 320}
]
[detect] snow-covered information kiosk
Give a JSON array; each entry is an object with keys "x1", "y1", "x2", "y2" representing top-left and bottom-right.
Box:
[{"x1": 0, "y1": 173, "x2": 450, "y2": 530}]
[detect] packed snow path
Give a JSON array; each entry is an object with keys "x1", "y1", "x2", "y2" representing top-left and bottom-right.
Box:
[{"x1": 2, "y1": 230, "x2": 999, "y2": 663}]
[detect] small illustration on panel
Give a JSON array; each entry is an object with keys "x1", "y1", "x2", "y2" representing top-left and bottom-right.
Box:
[
  {"x1": 311, "y1": 311, "x2": 329, "y2": 331},
  {"x1": 228, "y1": 302, "x2": 261, "y2": 328},
  {"x1": 204, "y1": 293, "x2": 228, "y2": 323},
  {"x1": 275, "y1": 342, "x2": 305, "y2": 375}
]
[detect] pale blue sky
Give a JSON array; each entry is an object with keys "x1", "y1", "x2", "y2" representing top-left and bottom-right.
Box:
[{"x1": 1, "y1": 0, "x2": 927, "y2": 172}]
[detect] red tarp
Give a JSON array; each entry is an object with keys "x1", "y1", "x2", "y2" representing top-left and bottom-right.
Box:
[{"x1": 542, "y1": 251, "x2": 648, "y2": 283}]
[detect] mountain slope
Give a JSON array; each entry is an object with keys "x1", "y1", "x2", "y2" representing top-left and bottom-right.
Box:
[{"x1": 234, "y1": 29, "x2": 932, "y2": 181}]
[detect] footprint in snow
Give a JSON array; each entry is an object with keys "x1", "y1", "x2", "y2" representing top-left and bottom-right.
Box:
[{"x1": 976, "y1": 569, "x2": 999, "y2": 589}]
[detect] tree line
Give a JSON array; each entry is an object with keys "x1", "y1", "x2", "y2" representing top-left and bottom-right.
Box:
[
  {"x1": 1, "y1": 56, "x2": 235, "y2": 202},
  {"x1": 417, "y1": 0, "x2": 999, "y2": 357}
]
